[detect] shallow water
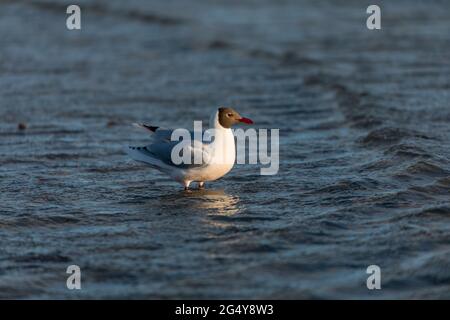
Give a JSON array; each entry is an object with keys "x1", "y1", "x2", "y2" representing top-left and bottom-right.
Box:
[{"x1": 0, "y1": 0, "x2": 449, "y2": 299}]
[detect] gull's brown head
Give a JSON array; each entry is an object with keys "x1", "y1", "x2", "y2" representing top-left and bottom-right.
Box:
[{"x1": 218, "y1": 107, "x2": 254, "y2": 129}]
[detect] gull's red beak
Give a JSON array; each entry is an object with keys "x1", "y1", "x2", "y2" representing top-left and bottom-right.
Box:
[{"x1": 238, "y1": 117, "x2": 254, "y2": 124}]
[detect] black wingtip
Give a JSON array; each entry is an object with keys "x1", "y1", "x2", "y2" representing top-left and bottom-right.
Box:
[
  {"x1": 142, "y1": 124, "x2": 159, "y2": 132},
  {"x1": 129, "y1": 146, "x2": 148, "y2": 151}
]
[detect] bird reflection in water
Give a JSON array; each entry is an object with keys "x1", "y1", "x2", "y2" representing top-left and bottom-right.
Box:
[
  {"x1": 183, "y1": 189, "x2": 241, "y2": 217},
  {"x1": 148, "y1": 188, "x2": 242, "y2": 231}
]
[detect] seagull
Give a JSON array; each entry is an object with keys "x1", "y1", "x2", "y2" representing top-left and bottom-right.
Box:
[{"x1": 126, "y1": 107, "x2": 253, "y2": 190}]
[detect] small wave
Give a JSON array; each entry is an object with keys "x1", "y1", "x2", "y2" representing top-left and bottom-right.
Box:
[
  {"x1": 311, "y1": 179, "x2": 380, "y2": 195},
  {"x1": 361, "y1": 127, "x2": 433, "y2": 147},
  {"x1": 358, "y1": 158, "x2": 395, "y2": 171},
  {"x1": 208, "y1": 215, "x2": 277, "y2": 223},
  {"x1": 244, "y1": 48, "x2": 319, "y2": 66},
  {"x1": 279, "y1": 51, "x2": 320, "y2": 66},
  {"x1": 405, "y1": 161, "x2": 448, "y2": 176},
  {"x1": 207, "y1": 40, "x2": 233, "y2": 50},
  {"x1": 228, "y1": 242, "x2": 284, "y2": 254},
  {"x1": 303, "y1": 74, "x2": 329, "y2": 86},
  {"x1": 12, "y1": 215, "x2": 81, "y2": 228},
  {"x1": 38, "y1": 153, "x2": 86, "y2": 160},
  {"x1": 0, "y1": 129, "x2": 83, "y2": 137},
  {"x1": 384, "y1": 144, "x2": 430, "y2": 158},
  {"x1": 85, "y1": 165, "x2": 143, "y2": 173},
  {"x1": 374, "y1": 188, "x2": 436, "y2": 209},
  {"x1": 417, "y1": 206, "x2": 450, "y2": 217},
  {"x1": 26, "y1": 0, "x2": 185, "y2": 25},
  {"x1": 13, "y1": 253, "x2": 71, "y2": 263},
  {"x1": 437, "y1": 177, "x2": 450, "y2": 187},
  {"x1": 306, "y1": 80, "x2": 383, "y2": 129}
]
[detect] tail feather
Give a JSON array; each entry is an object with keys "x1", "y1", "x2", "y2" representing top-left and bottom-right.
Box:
[
  {"x1": 125, "y1": 146, "x2": 160, "y2": 168},
  {"x1": 125, "y1": 146, "x2": 178, "y2": 177}
]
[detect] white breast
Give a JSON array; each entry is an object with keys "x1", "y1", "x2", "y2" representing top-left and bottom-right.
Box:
[{"x1": 185, "y1": 116, "x2": 236, "y2": 182}]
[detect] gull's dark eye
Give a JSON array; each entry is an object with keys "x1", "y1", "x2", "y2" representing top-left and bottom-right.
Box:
[{"x1": 227, "y1": 113, "x2": 233, "y2": 117}]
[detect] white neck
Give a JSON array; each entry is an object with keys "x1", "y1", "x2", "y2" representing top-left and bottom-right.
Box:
[
  {"x1": 209, "y1": 109, "x2": 221, "y2": 129},
  {"x1": 208, "y1": 109, "x2": 235, "y2": 165}
]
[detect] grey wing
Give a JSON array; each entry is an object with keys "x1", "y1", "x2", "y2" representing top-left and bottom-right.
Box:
[
  {"x1": 133, "y1": 123, "x2": 173, "y2": 141},
  {"x1": 153, "y1": 128, "x2": 174, "y2": 141},
  {"x1": 154, "y1": 129, "x2": 214, "y2": 144},
  {"x1": 138, "y1": 140, "x2": 211, "y2": 169},
  {"x1": 133, "y1": 123, "x2": 214, "y2": 143}
]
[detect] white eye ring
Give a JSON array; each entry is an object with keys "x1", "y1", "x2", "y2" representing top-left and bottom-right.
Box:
[{"x1": 227, "y1": 113, "x2": 233, "y2": 117}]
